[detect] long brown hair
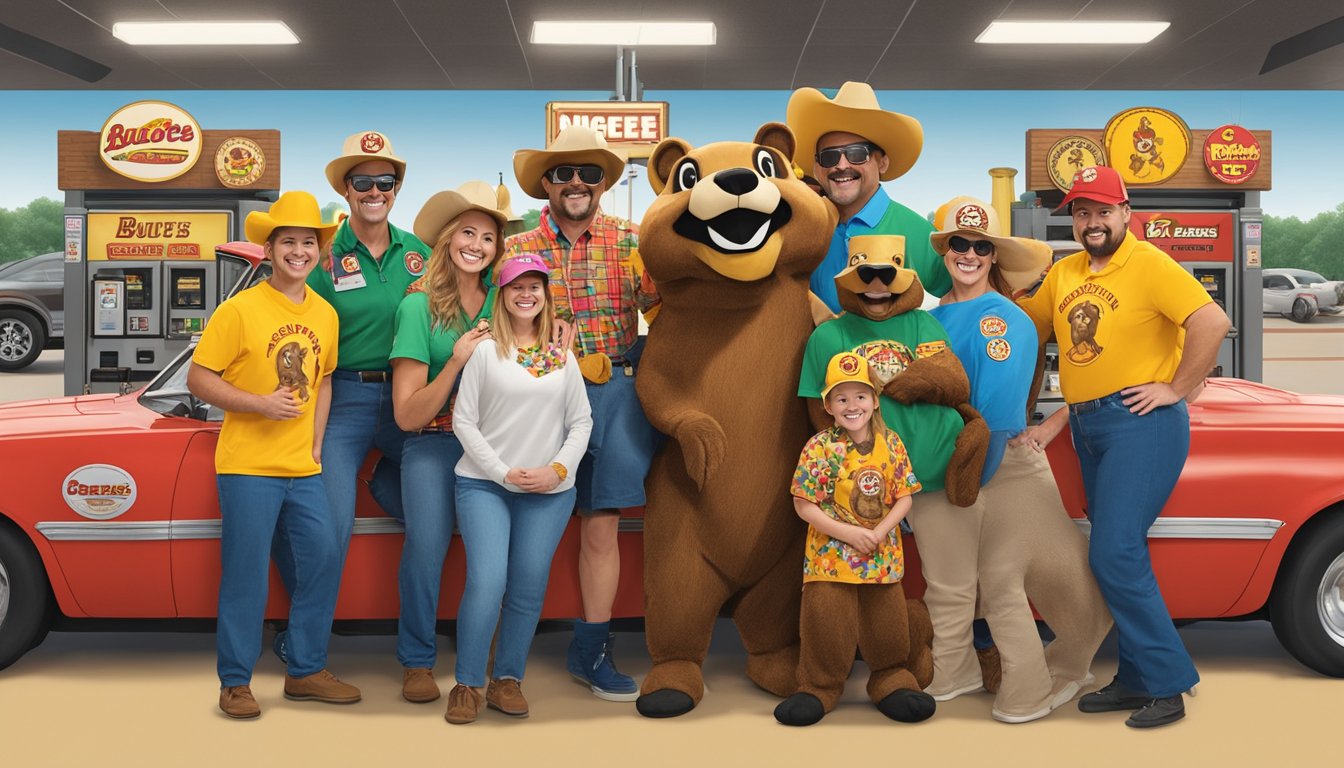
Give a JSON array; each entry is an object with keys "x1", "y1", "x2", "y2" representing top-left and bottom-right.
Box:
[
  {"x1": 424, "y1": 215, "x2": 500, "y2": 332},
  {"x1": 491, "y1": 270, "x2": 555, "y2": 359},
  {"x1": 987, "y1": 257, "x2": 1014, "y2": 298}
]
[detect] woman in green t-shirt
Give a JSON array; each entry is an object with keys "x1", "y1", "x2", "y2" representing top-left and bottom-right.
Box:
[{"x1": 387, "y1": 181, "x2": 507, "y2": 706}]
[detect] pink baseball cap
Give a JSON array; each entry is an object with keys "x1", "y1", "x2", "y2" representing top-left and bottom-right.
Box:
[
  {"x1": 495, "y1": 253, "x2": 550, "y2": 287},
  {"x1": 1055, "y1": 165, "x2": 1129, "y2": 211}
]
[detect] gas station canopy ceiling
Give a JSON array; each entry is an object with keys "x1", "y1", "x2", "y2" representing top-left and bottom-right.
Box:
[{"x1": 3, "y1": 0, "x2": 1342, "y2": 90}]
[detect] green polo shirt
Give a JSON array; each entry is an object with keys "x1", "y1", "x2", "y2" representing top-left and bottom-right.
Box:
[
  {"x1": 390, "y1": 283, "x2": 496, "y2": 381},
  {"x1": 308, "y1": 220, "x2": 430, "y2": 372}
]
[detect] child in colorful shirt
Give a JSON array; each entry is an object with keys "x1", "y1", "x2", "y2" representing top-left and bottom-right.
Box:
[{"x1": 775, "y1": 351, "x2": 935, "y2": 726}]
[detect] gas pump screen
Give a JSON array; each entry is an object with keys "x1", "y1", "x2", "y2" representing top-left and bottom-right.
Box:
[
  {"x1": 124, "y1": 270, "x2": 152, "y2": 310},
  {"x1": 172, "y1": 270, "x2": 205, "y2": 308}
]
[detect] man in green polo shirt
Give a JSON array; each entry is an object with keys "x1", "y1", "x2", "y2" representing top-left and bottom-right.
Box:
[{"x1": 271, "y1": 130, "x2": 430, "y2": 663}]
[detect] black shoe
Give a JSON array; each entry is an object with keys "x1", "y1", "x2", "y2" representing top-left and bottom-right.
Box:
[
  {"x1": 774, "y1": 693, "x2": 825, "y2": 726},
  {"x1": 1125, "y1": 695, "x2": 1185, "y2": 728},
  {"x1": 1078, "y1": 677, "x2": 1150, "y2": 713}
]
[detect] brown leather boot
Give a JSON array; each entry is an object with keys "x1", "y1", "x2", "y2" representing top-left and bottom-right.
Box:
[
  {"x1": 486, "y1": 678, "x2": 529, "y2": 717},
  {"x1": 219, "y1": 685, "x2": 261, "y2": 719},
  {"x1": 402, "y1": 667, "x2": 440, "y2": 703},
  {"x1": 977, "y1": 645, "x2": 1003, "y2": 695},
  {"x1": 445, "y1": 683, "x2": 483, "y2": 724}
]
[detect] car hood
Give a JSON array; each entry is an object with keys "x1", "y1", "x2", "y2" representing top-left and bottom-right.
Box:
[
  {"x1": 1195, "y1": 378, "x2": 1344, "y2": 426},
  {"x1": 0, "y1": 393, "x2": 158, "y2": 438}
]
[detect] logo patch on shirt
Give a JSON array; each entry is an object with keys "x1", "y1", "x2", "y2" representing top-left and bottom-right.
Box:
[
  {"x1": 986, "y1": 338, "x2": 1011, "y2": 362},
  {"x1": 980, "y1": 316, "x2": 1007, "y2": 337},
  {"x1": 851, "y1": 466, "x2": 886, "y2": 522},
  {"x1": 914, "y1": 340, "x2": 947, "y2": 358},
  {"x1": 852, "y1": 340, "x2": 914, "y2": 387},
  {"x1": 405, "y1": 251, "x2": 425, "y2": 275}
]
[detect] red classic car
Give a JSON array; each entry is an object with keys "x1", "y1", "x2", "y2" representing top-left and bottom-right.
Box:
[{"x1": 1, "y1": 246, "x2": 1342, "y2": 678}]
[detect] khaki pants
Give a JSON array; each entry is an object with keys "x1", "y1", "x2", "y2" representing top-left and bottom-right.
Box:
[{"x1": 908, "y1": 443, "x2": 1111, "y2": 717}]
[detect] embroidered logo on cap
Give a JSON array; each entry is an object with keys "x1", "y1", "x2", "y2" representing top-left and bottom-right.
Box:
[
  {"x1": 361, "y1": 132, "x2": 386, "y2": 153},
  {"x1": 955, "y1": 204, "x2": 989, "y2": 230}
]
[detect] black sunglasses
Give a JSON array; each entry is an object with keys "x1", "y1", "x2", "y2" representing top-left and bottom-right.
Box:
[
  {"x1": 856, "y1": 264, "x2": 898, "y2": 285},
  {"x1": 346, "y1": 174, "x2": 397, "y2": 192},
  {"x1": 547, "y1": 165, "x2": 604, "y2": 185},
  {"x1": 948, "y1": 235, "x2": 995, "y2": 257},
  {"x1": 815, "y1": 142, "x2": 878, "y2": 168}
]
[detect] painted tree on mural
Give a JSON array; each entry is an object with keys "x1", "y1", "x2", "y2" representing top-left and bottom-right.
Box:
[
  {"x1": 1264, "y1": 204, "x2": 1344, "y2": 280},
  {"x1": 0, "y1": 198, "x2": 62, "y2": 265}
]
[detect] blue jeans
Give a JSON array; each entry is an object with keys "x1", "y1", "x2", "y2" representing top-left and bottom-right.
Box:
[
  {"x1": 216, "y1": 474, "x2": 340, "y2": 687},
  {"x1": 396, "y1": 432, "x2": 463, "y2": 669},
  {"x1": 1069, "y1": 393, "x2": 1199, "y2": 698},
  {"x1": 576, "y1": 370, "x2": 659, "y2": 511},
  {"x1": 273, "y1": 373, "x2": 406, "y2": 595},
  {"x1": 453, "y1": 476, "x2": 576, "y2": 687}
]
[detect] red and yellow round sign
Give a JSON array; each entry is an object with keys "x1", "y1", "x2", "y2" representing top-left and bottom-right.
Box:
[
  {"x1": 1102, "y1": 107, "x2": 1191, "y2": 186},
  {"x1": 98, "y1": 101, "x2": 202, "y2": 182},
  {"x1": 1203, "y1": 125, "x2": 1261, "y2": 185}
]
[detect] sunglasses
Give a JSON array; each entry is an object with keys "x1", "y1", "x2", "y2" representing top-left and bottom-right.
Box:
[
  {"x1": 815, "y1": 142, "x2": 878, "y2": 168},
  {"x1": 547, "y1": 165, "x2": 604, "y2": 185},
  {"x1": 948, "y1": 235, "x2": 995, "y2": 257},
  {"x1": 347, "y1": 174, "x2": 397, "y2": 193}
]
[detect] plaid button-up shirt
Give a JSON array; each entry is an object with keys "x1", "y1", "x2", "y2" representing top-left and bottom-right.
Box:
[{"x1": 505, "y1": 207, "x2": 659, "y2": 358}]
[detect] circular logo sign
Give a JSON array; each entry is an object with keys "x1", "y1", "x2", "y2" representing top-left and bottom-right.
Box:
[
  {"x1": 99, "y1": 101, "x2": 202, "y2": 182},
  {"x1": 1203, "y1": 125, "x2": 1262, "y2": 185},
  {"x1": 404, "y1": 251, "x2": 425, "y2": 275},
  {"x1": 1102, "y1": 107, "x2": 1191, "y2": 186},
  {"x1": 214, "y1": 137, "x2": 265, "y2": 188},
  {"x1": 1046, "y1": 136, "x2": 1107, "y2": 192},
  {"x1": 62, "y1": 464, "x2": 138, "y2": 520}
]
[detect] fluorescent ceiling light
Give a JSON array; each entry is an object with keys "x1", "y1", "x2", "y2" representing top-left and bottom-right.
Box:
[
  {"x1": 112, "y1": 21, "x2": 299, "y2": 46},
  {"x1": 531, "y1": 21, "x2": 716, "y2": 46},
  {"x1": 976, "y1": 21, "x2": 1169, "y2": 44}
]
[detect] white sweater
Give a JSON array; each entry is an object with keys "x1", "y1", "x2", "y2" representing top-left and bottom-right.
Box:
[{"x1": 452, "y1": 339, "x2": 592, "y2": 493}]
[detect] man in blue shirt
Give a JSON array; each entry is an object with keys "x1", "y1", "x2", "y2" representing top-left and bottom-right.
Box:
[{"x1": 786, "y1": 82, "x2": 951, "y2": 314}]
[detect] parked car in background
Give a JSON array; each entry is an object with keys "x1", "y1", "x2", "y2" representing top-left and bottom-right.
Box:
[
  {"x1": 1264, "y1": 268, "x2": 1344, "y2": 323},
  {"x1": 0, "y1": 252, "x2": 64, "y2": 371}
]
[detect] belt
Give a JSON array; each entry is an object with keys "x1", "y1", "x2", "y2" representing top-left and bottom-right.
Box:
[
  {"x1": 1068, "y1": 391, "x2": 1126, "y2": 415},
  {"x1": 334, "y1": 369, "x2": 391, "y2": 383}
]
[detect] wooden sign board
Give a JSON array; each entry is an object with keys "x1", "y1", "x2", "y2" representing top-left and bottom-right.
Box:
[
  {"x1": 1025, "y1": 128, "x2": 1271, "y2": 193},
  {"x1": 59, "y1": 130, "x2": 281, "y2": 192}
]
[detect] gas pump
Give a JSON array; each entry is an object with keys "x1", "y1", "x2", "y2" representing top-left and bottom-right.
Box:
[
  {"x1": 1008, "y1": 114, "x2": 1270, "y2": 417},
  {"x1": 57, "y1": 101, "x2": 280, "y2": 395}
]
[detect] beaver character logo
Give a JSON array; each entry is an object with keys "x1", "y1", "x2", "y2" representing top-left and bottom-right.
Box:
[
  {"x1": 850, "y1": 466, "x2": 887, "y2": 523},
  {"x1": 1066, "y1": 300, "x2": 1104, "y2": 365},
  {"x1": 1129, "y1": 116, "x2": 1165, "y2": 177},
  {"x1": 275, "y1": 341, "x2": 311, "y2": 401}
]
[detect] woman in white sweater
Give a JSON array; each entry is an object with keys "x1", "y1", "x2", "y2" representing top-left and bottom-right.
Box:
[{"x1": 446, "y1": 253, "x2": 593, "y2": 724}]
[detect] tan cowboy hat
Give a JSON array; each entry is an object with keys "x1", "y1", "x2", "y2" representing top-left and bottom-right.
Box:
[
  {"x1": 413, "y1": 181, "x2": 509, "y2": 246},
  {"x1": 324, "y1": 130, "x2": 408, "y2": 196},
  {"x1": 512, "y1": 126, "x2": 626, "y2": 199},
  {"x1": 930, "y1": 196, "x2": 1052, "y2": 292},
  {"x1": 244, "y1": 191, "x2": 338, "y2": 248},
  {"x1": 786, "y1": 81, "x2": 924, "y2": 181}
]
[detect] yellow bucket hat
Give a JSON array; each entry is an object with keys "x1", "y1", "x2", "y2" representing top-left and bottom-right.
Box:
[
  {"x1": 324, "y1": 131, "x2": 408, "y2": 196},
  {"x1": 244, "y1": 191, "x2": 338, "y2": 249}
]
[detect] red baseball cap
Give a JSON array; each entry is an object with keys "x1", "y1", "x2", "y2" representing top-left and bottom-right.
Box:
[{"x1": 1055, "y1": 165, "x2": 1129, "y2": 211}]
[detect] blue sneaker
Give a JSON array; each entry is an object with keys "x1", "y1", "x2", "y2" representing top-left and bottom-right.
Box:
[
  {"x1": 568, "y1": 620, "x2": 639, "y2": 702},
  {"x1": 273, "y1": 629, "x2": 289, "y2": 665}
]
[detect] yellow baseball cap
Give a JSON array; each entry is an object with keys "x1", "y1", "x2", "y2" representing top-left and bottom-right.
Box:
[{"x1": 822, "y1": 351, "x2": 875, "y2": 398}]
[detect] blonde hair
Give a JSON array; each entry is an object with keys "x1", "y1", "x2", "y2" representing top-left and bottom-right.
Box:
[
  {"x1": 491, "y1": 269, "x2": 555, "y2": 359},
  {"x1": 424, "y1": 215, "x2": 501, "y2": 332}
]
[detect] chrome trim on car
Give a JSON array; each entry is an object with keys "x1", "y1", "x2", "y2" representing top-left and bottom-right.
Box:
[
  {"x1": 37, "y1": 515, "x2": 647, "y2": 541},
  {"x1": 1072, "y1": 517, "x2": 1285, "y2": 540}
]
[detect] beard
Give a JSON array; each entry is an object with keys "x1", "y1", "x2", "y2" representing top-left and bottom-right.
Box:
[{"x1": 1081, "y1": 227, "x2": 1125, "y2": 258}]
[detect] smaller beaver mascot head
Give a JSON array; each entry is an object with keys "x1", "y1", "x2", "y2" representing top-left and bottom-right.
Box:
[{"x1": 835, "y1": 234, "x2": 923, "y2": 323}]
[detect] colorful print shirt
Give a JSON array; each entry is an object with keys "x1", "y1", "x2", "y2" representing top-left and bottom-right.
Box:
[
  {"x1": 791, "y1": 426, "x2": 921, "y2": 584},
  {"x1": 504, "y1": 209, "x2": 659, "y2": 358}
]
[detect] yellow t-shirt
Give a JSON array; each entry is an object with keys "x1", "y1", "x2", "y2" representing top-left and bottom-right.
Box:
[
  {"x1": 192, "y1": 281, "x2": 339, "y2": 477},
  {"x1": 1017, "y1": 232, "x2": 1212, "y2": 404},
  {"x1": 790, "y1": 426, "x2": 921, "y2": 585}
]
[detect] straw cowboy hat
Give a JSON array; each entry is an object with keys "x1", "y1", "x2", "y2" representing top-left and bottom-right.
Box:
[
  {"x1": 930, "y1": 197, "x2": 1052, "y2": 292},
  {"x1": 324, "y1": 130, "x2": 408, "y2": 196},
  {"x1": 413, "y1": 180, "x2": 510, "y2": 246},
  {"x1": 244, "y1": 191, "x2": 339, "y2": 249},
  {"x1": 786, "y1": 81, "x2": 924, "y2": 181},
  {"x1": 512, "y1": 126, "x2": 626, "y2": 200}
]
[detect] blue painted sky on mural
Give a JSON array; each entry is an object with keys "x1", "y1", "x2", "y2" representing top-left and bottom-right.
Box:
[{"x1": 4, "y1": 89, "x2": 1341, "y2": 222}]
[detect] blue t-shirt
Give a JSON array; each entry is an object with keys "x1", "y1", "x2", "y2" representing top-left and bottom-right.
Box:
[{"x1": 929, "y1": 292, "x2": 1038, "y2": 484}]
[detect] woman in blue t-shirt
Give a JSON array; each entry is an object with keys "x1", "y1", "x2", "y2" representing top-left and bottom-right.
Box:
[
  {"x1": 921, "y1": 197, "x2": 1111, "y2": 724},
  {"x1": 387, "y1": 181, "x2": 508, "y2": 707}
]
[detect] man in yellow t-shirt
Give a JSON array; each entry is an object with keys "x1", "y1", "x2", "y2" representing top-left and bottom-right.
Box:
[
  {"x1": 1016, "y1": 166, "x2": 1230, "y2": 730},
  {"x1": 188, "y1": 191, "x2": 359, "y2": 719}
]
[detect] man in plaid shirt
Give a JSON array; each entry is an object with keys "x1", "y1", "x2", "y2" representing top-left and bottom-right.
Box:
[{"x1": 507, "y1": 126, "x2": 660, "y2": 702}]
